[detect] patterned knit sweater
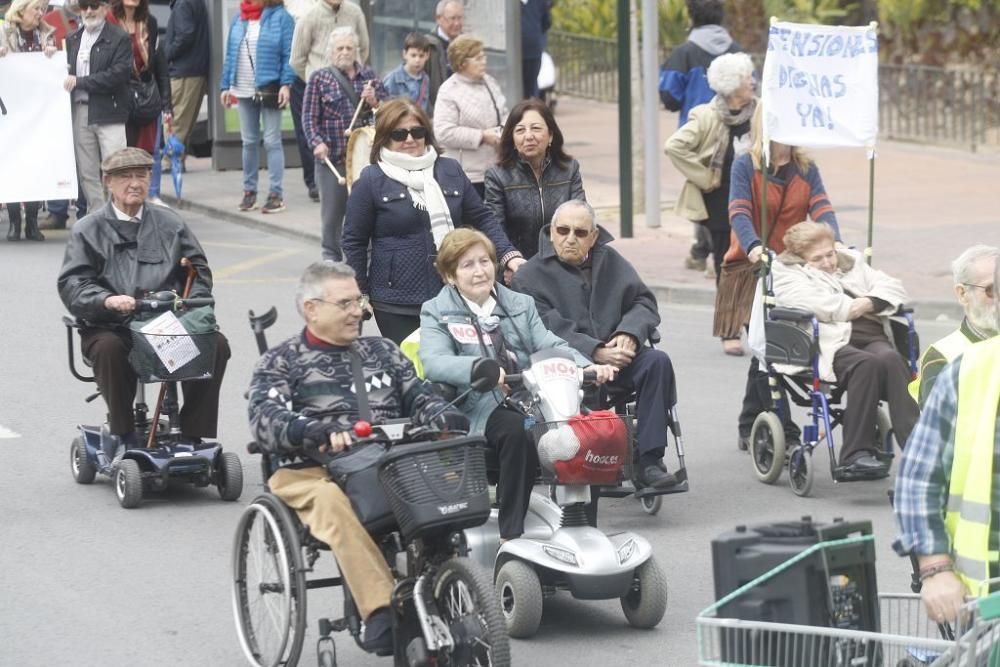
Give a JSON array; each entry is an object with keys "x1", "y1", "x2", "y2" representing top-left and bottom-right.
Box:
[{"x1": 248, "y1": 332, "x2": 453, "y2": 457}]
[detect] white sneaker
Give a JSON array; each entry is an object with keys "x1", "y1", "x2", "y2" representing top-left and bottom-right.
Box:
[{"x1": 148, "y1": 196, "x2": 169, "y2": 208}]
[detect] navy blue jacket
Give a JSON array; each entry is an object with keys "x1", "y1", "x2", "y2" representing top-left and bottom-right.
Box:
[
  {"x1": 520, "y1": 0, "x2": 551, "y2": 59},
  {"x1": 165, "y1": 0, "x2": 210, "y2": 78},
  {"x1": 342, "y1": 157, "x2": 519, "y2": 307}
]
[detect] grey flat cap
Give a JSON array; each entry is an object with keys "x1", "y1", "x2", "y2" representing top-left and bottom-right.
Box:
[{"x1": 101, "y1": 147, "x2": 154, "y2": 174}]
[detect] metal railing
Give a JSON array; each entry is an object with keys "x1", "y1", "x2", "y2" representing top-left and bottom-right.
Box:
[{"x1": 548, "y1": 30, "x2": 1000, "y2": 151}]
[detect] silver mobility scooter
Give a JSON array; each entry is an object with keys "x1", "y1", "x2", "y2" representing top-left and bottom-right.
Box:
[
  {"x1": 464, "y1": 349, "x2": 668, "y2": 638},
  {"x1": 65, "y1": 288, "x2": 243, "y2": 508}
]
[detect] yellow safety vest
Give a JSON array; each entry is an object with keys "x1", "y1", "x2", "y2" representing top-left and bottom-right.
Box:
[
  {"x1": 399, "y1": 329, "x2": 424, "y2": 379},
  {"x1": 945, "y1": 337, "x2": 1000, "y2": 596},
  {"x1": 908, "y1": 328, "x2": 972, "y2": 401}
]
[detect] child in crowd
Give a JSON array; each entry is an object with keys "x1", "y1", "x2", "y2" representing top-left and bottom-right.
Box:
[{"x1": 382, "y1": 32, "x2": 431, "y2": 112}]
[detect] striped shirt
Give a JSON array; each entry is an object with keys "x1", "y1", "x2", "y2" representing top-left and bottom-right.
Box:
[
  {"x1": 893, "y1": 354, "x2": 1000, "y2": 567},
  {"x1": 231, "y1": 20, "x2": 260, "y2": 99}
]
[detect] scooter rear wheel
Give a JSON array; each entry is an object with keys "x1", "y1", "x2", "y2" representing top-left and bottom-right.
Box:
[
  {"x1": 496, "y1": 559, "x2": 543, "y2": 639},
  {"x1": 621, "y1": 557, "x2": 668, "y2": 629},
  {"x1": 432, "y1": 557, "x2": 510, "y2": 666}
]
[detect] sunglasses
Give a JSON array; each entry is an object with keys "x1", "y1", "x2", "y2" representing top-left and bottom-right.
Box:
[
  {"x1": 78, "y1": 1, "x2": 104, "y2": 9},
  {"x1": 554, "y1": 225, "x2": 592, "y2": 239},
  {"x1": 389, "y1": 126, "x2": 427, "y2": 142}
]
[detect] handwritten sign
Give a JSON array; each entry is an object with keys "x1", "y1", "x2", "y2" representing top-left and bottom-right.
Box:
[
  {"x1": 761, "y1": 22, "x2": 879, "y2": 150},
  {"x1": 0, "y1": 52, "x2": 78, "y2": 202}
]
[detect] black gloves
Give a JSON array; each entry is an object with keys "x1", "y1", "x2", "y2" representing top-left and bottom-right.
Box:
[{"x1": 432, "y1": 410, "x2": 470, "y2": 435}]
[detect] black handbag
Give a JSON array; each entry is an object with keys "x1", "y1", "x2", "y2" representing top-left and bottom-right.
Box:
[
  {"x1": 128, "y1": 71, "x2": 161, "y2": 124},
  {"x1": 322, "y1": 350, "x2": 394, "y2": 531},
  {"x1": 244, "y1": 37, "x2": 281, "y2": 109}
]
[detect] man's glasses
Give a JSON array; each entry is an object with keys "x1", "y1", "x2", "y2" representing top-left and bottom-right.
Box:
[
  {"x1": 554, "y1": 225, "x2": 593, "y2": 239},
  {"x1": 963, "y1": 283, "x2": 995, "y2": 299},
  {"x1": 311, "y1": 295, "x2": 370, "y2": 311},
  {"x1": 389, "y1": 126, "x2": 427, "y2": 142}
]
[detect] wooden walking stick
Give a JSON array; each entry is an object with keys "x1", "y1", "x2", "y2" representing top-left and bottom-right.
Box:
[{"x1": 146, "y1": 258, "x2": 197, "y2": 448}]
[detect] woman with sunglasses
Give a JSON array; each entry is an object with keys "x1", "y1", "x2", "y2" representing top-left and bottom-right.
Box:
[
  {"x1": 0, "y1": 0, "x2": 58, "y2": 242},
  {"x1": 432, "y1": 34, "x2": 507, "y2": 199},
  {"x1": 342, "y1": 98, "x2": 525, "y2": 345},
  {"x1": 483, "y1": 98, "x2": 586, "y2": 261},
  {"x1": 420, "y1": 228, "x2": 616, "y2": 541}
]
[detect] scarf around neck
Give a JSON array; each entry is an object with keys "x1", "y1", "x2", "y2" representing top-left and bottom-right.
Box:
[
  {"x1": 240, "y1": 1, "x2": 263, "y2": 21},
  {"x1": 707, "y1": 95, "x2": 756, "y2": 191},
  {"x1": 378, "y1": 147, "x2": 453, "y2": 249}
]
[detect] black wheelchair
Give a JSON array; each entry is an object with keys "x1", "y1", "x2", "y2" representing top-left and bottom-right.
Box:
[
  {"x1": 64, "y1": 290, "x2": 242, "y2": 508},
  {"x1": 232, "y1": 308, "x2": 510, "y2": 667},
  {"x1": 749, "y1": 303, "x2": 919, "y2": 497}
]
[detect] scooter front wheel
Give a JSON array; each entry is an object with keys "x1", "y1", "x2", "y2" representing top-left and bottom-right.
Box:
[
  {"x1": 496, "y1": 559, "x2": 544, "y2": 639},
  {"x1": 621, "y1": 557, "x2": 668, "y2": 629}
]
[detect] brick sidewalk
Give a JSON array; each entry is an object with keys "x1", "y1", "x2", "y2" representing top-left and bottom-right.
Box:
[{"x1": 165, "y1": 97, "x2": 1000, "y2": 319}]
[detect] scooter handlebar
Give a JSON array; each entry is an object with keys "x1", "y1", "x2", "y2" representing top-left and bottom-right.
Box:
[
  {"x1": 133, "y1": 292, "x2": 215, "y2": 313},
  {"x1": 503, "y1": 369, "x2": 598, "y2": 386}
]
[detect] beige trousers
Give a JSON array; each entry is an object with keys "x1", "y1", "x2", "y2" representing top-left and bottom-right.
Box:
[
  {"x1": 169, "y1": 76, "x2": 207, "y2": 154},
  {"x1": 72, "y1": 104, "x2": 126, "y2": 210},
  {"x1": 268, "y1": 466, "x2": 394, "y2": 619}
]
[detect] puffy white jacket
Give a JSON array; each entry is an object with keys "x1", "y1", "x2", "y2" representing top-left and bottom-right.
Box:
[{"x1": 433, "y1": 72, "x2": 507, "y2": 184}]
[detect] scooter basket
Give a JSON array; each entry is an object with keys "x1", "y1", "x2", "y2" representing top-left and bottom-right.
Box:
[
  {"x1": 128, "y1": 330, "x2": 217, "y2": 383},
  {"x1": 378, "y1": 435, "x2": 491, "y2": 541}
]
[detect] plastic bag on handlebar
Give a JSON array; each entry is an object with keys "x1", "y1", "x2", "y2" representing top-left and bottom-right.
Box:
[
  {"x1": 538, "y1": 410, "x2": 628, "y2": 485},
  {"x1": 127, "y1": 306, "x2": 219, "y2": 382}
]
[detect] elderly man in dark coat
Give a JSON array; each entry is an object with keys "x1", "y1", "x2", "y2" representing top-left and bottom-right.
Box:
[{"x1": 511, "y1": 199, "x2": 680, "y2": 489}]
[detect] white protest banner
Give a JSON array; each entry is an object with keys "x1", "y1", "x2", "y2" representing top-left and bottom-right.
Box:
[
  {"x1": 761, "y1": 22, "x2": 879, "y2": 150},
  {"x1": 0, "y1": 52, "x2": 78, "y2": 202}
]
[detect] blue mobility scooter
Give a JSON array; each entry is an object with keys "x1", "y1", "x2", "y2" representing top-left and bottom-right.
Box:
[
  {"x1": 232, "y1": 307, "x2": 510, "y2": 667},
  {"x1": 65, "y1": 288, "x2": 243, "y2": 508}
]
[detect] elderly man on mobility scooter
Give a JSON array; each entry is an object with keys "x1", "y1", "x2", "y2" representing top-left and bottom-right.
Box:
[
  {"x1": 57, "y1": 147, "x2": 231, "y2": 454},
  {"x1": 247, "y1": 260, "x2": 472, "y2": 656},
  {"x1": 511, "y1": 199, "x2": 685, "y2": 492}
]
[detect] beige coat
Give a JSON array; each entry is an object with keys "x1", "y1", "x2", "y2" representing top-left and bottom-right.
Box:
[
  {"x1": 289, "y1": 0, "x2": 368, "y2": 81},
  {"x1": 771, "y1": 248, "x2": 909, "y2": 382},
  {"x1": 663, "y1": 101, "x2": 726, "y2": 222},
  {"x1": 433, "y1": 72, "x2": 507, "y2": 184},
  {"x1": 0, "y1": 20, "x2": 56, "y2": 54}
]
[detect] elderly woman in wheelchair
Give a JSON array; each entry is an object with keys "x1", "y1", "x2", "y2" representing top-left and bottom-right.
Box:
[{"x1": 762, "y1": 222, "x2": 920, "y2": 487}]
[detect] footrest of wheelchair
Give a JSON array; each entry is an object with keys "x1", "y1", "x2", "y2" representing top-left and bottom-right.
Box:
[
  {"x1": 833, "y1": 467, "x2": 890, "y2": 483},
  {"x1": 635, "y1": 479, "x2": 689, "y2": 498}
]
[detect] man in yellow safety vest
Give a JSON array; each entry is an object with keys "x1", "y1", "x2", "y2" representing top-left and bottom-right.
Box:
[
  {"x1": 894, "y1": 258, "x2": 999, "y2": 624},
  {"x1": 910, "y1": 245, "x2": 998, "y2": 407}
]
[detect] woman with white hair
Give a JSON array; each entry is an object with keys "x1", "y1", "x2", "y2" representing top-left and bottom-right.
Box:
[
  {"x1": 0, "y1": 0, "x2": 58, "y2": 242},
  {"x1": 664, "y1": 51, "x2": 756, "y2": 354}
]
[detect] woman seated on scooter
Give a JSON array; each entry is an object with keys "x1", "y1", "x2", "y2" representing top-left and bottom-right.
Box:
[
  {"x1": 771, "y1": 222, "x2": 919, "y2": 475},
  {"x1": 419, "y1": 229, "x2": 617, "y2": 541}
]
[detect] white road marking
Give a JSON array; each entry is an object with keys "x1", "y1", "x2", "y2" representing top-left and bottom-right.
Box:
[{"x1": 0, "y1": 424, "x2": 21, "y2": 439}]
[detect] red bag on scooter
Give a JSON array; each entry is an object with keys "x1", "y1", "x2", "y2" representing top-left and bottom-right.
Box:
[{"x1": 549, "y1": 410, "x2": 628, "y2": 485}]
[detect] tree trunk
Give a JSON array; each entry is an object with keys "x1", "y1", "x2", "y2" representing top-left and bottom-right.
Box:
[{"x1": 723, "y1": 0, "x2": 767, "y2": 53}]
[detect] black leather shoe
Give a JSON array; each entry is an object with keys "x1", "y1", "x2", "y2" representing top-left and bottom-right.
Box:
[
  {"x1": 637, "y1": 464, "x2": 679, "y2": 489},
  {"x1": 308, "y1": 186, "x2": 320, "y2": 202},
  {"x1": 843, "y1": 454, "x2": 889, "y2": 473},
  {"x1": 361, "y1": 608, "x2": 394, "y2": 656},
  {"x1": 738, "y1": 434, "x2": 749, "y2": 451}
]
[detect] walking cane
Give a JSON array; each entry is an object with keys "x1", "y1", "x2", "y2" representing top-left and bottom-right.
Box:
[{"x1": 146, "y1": 258, "x2": 197, "y2": 448}]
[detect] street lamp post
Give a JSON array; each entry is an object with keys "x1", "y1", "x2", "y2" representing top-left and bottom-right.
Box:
[{"x1": 617, "y1": 0, "x2": 632, "y2": 237}]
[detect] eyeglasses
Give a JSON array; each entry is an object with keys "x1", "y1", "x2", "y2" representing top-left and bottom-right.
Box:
[
  {"x1": 311, "y1": 295, "x2": 370, "y2": 311},
  {"x1": 389, "y1": 126, "x2": 427, "y2": 142},
  {"x1": 110, "y1": 169, "x2": 151, "y2": 181},
  {"x1": 554, "y1": 225, "x2": 593, "y2": 239},
  {"x1": 963, "y1": 283, "x2": 995, "y2": 299}
]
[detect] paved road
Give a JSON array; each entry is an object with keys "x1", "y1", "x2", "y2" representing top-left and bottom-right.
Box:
[{"x1": 0, "y1": 210, "x2": 954, "y2": 666}]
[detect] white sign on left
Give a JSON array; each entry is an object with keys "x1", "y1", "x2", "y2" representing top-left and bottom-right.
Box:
[{"x1": 0, "y1": 51, "x2": 78, "y2": 202}]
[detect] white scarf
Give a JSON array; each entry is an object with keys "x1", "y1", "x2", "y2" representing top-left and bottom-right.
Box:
[{"x1": 378, "y1": 147, "x2": 454, "y2": 249}]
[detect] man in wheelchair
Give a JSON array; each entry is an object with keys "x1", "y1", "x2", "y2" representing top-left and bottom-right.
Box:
[
  {"x1": 771, "y1": 222, "x2": 919, "y2": 476},
  {"x1": 56, "y1": 147, "x2": 230, "y2": 449},
  {"x1": 247, "y1": 260, "x2": 470, "y2": 656},
  {"x1": 511, "y1": 199, "x2": 681, "y2": 489}
]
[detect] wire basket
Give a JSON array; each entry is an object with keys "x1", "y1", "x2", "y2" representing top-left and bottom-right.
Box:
[
  {"x1": 529, "y1": 411, "x2": 630, "y2": 486},
  {"x1": 378, "y1": 435, "x2": 491, "y2": 541},
  {"x1": 697, "y1": 536, "x2": 1000, "y2": 667},
  {"x1": 128, "y1": 329, "x2": 217, "y2": 383}
]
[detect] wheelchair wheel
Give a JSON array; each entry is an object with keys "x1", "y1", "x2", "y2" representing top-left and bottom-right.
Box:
[
  {"x1": 496, "y1": 559, "x2": 543, "y2": 639},
  {"x1": 750, "y1": 412, "x2": 786, "y2": 484},
  {"x1": 115, "y1": 459, "x2": 143, "y2": 508},
  {"x1": 639, "y1": 494, "x2": 662, "y2": 515},
  {"x1": 432, "y1": 557, "x2": 511, "y2": 666},
  {"x1": 232, "y1": 495, "x2": 307, "y2": 667},
  {"x1": 71, "y1": 436, "x2": 96, "y2": 484},
  {"x1": 787, "y1": 446, "x2": 814, "y2": 497},
  {"x1": 216, "y1": 451, "x2": 244, "y2": 502},
  {"x1": 621, "y1": 556, "x2": 668, "y2": 629}
]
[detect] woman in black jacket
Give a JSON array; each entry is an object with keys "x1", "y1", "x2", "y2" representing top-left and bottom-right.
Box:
[
  {"x1": 483, "y1": 98, "x2": 586, "y2": 260},
  {"x1": 342, "y1": 98, "x2": 524, "y2": 345},
  {"x1": 108, "y1": 0, "x2": 171, "y2": 154}
]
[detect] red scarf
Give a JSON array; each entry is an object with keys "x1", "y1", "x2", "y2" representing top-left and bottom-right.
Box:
[{"x1": 240, "y1": 0, "x2": 263, "y2": 21}]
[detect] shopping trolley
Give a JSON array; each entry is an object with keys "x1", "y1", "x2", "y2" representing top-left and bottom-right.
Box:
[{"x1": 697, "y1": 534, "x2": 1000, "y2": 666}]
